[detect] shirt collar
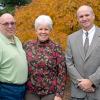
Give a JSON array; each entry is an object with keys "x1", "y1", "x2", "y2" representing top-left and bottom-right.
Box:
[
  {"x1": 0, "y1": 32, "x2": 16, "y2": 45},
  {"x1": 37, "y1": 39, "x2": 50, "y2": 47},
  {"x1": 83, "y1": 25, "x2": 96, "y2": 35}
]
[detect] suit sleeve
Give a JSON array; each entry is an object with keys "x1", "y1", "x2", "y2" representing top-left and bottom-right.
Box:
[
  {"x1": 66, "y1": 36, "x2": 83, "y2": 85},
  {"x1": 89, "y1": 67, "x2": 100, "y2": 87}
]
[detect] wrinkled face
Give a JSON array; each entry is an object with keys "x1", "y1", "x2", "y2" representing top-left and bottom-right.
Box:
[
  {"x1": 0, "y1": 15, "x2": 16, "y2": 38},
  {"x1": 77, "y1": 7, "x2": 95, "y2": 31},
  {"x1": 36, "y1": 24, "x2": 51, "y2": 42}
]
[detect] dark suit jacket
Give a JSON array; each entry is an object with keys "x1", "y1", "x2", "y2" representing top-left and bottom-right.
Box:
[{"x1": 66, "y1": 27, "x2": 100, "y2": 99}]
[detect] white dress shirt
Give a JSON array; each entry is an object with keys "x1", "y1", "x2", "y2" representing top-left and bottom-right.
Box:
[{"x1": 83, "y1": 25, "x2": 96, "y2": 46}]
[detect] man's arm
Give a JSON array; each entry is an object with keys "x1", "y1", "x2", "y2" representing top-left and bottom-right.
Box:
[
  {"x1": 89, "y1": 66, "x2": 100, "y2": 87},
  {"x1": 0, "y1": 46, "x2": 3, "y2": 64},
  {"x1": 66, "y1": 36, "x2": 83, "y2": 85}
]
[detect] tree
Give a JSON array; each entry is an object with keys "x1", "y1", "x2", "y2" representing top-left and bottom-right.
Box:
[
  {"x1": 0, "y1": 0, "x2": 32, "y2": 6},
  {"x1": 0, "y1": 0, "x2": 32, "y2": 15}
]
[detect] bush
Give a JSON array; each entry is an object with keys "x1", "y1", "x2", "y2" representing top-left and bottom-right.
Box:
[
  {"x1": 0, "y1": 5, "x2": 15, "y2": 15},
  {"x1": 0, "y1": 0, "x2": 32, "y2": 15},
  {"x1": 14, "y1": 0, "x2": 100, "y2": 50}
]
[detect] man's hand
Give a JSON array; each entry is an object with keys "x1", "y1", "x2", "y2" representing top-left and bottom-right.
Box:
[
  {"x1": 54, "y1": 96, "x2": 62, "y2": 100},
  {"x1": 84, "y1": 87, "x2": 95, "y2": 92},
  {"x1": 77, "y1": 79, "x2": 95, "y2": 92}
]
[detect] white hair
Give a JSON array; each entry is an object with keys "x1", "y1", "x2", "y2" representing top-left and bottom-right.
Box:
[{"x1": 34, "y1": 15, "x2": 53, "y2": 30}]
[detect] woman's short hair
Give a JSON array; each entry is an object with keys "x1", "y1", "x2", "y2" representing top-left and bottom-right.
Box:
[{"x1": 34, "y1": 15, "x2": 53, "y2": 30}]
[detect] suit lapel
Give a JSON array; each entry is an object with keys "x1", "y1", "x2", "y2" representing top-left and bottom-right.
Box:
[
  {"x1": 77, "y1": 30, "x2": 85, "y2": 61},
  {"x1": 85, "y1": 27, "x2": 100, "y2": 60}
]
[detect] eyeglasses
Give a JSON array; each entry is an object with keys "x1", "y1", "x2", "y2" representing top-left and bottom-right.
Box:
[{"x1": 0, "y1": 22, "x2": 16, "y2": 26}]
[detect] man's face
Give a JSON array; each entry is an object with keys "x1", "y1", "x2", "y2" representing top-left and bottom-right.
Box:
[
  {"x1": 77, "y1": 7, "x2": 95, "y2": 31},
  {"x1": 0, "y1": 14, "x2": 16, "y2": 38}
]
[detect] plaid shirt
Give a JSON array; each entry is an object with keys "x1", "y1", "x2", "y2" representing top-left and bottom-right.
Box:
[{"x1": 23, "y1": 39, "x2": 67, "y2": 97}]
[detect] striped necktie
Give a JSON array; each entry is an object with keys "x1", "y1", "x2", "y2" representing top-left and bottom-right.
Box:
[{"x1": 84, "y1": 32, "x2": 89, "y2": 56}]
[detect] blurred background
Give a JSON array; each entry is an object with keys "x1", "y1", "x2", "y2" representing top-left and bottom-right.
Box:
[{"x1": 0, "y1": 0, "x2": 100, "y2": 50}]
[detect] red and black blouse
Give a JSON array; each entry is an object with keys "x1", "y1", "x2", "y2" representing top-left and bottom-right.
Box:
[{"x1": 23, "y1": 39, "x2": 67, "y2": 98}]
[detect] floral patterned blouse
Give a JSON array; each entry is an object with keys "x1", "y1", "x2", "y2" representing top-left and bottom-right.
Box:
[{"x1": 23, "y1": 39, "x2": 67, "y2": 98}]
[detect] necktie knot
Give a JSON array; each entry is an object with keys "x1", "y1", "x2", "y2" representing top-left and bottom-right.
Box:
[{"x1": 85, "y1": 32, "x2": 88, "y2": 37}]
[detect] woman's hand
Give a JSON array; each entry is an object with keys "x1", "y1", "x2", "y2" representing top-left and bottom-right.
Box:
[{"x1": 54, "y1": 96, "x2": 62, "y2": 100}]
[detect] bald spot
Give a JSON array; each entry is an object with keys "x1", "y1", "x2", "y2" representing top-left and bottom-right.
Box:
[
  {"x1": 77, "y1": 5, "x2": 94, "y2": 16},
  {"x1": 0, "y1": 13, "x2": 15, "y2": 23}
]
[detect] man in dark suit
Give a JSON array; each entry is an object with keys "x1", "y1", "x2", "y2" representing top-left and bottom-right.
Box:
[{"x1": 66, "y1": 5, "x2": 100, "y2": 100}]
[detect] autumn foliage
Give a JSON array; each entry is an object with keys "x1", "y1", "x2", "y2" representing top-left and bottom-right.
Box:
[{"x1": 15, "y1": 0, "x2": 100, "y2": 50}]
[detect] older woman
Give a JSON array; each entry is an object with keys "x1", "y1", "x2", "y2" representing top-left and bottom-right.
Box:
[{"x1": 23, "y1": 15, "x2": 67, "y2": 100}]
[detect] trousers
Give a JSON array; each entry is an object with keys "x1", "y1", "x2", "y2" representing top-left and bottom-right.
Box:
[
  {"x1": 25, "y1": 92, "x2": 55, "y2": 100},
  {"x1": 0, "y1": 82, "x2": 25, "y2": 100}
]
